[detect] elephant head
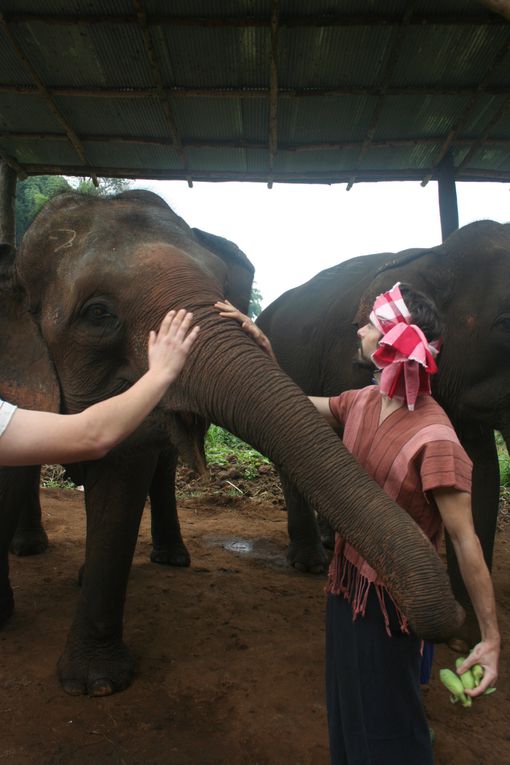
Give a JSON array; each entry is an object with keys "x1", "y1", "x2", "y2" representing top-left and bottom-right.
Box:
[
  {"x1": 0, "y1": 190, "x2": 463, "y2": 642},
  {"x1": 357, "y1": 221, "x2": 510, "y2": 438}
]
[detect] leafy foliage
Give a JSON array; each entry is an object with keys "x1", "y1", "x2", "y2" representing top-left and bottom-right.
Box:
[
  {"x1": 248, "y1": 284, "x2": 264, "y2": 318},
  {"x1": 74, "y1": 176, "x2": 131, "y2": 197},
  {"x1": 205, "y1": 425, "x2": 270, "y2": 479},
  {"x1": 496, "y1": 431, "x2": 510, "y2": 488},
  {"x1": 15, "y1": 175, "x2": 132, "y2": 246},
  {"x1": 15, "y1": 175, "x2": 71, "y2": 245}
]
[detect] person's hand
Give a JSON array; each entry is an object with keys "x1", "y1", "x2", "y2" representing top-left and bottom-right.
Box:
[
  {"x1": 214, "y1": 299, "x2": 275, "y2": 360},
  {"x1": 456, "y1": 638, "x2": 499, "y2": 697},
  {"x1": 148, "y1": 309, "x2": 199, "y2": 384}
]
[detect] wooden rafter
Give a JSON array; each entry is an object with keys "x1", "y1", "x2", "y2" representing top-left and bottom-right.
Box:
[
  {"x1": 346, "y1": 6, "x2": 415, "y2": 190},
  {"x1": 4, "y1": 131, "x2": 510, "y2": 153},
  {"x1": 421, "y1": 35, "x2": 510, "y2": 186},
  {"x1": 3, "y1": 12, "x2": 504, "y2": 28},
  {"x1": 2, "y1": 84, "x2": 510, "y2": 99},
  {"x1": 0, "y1": 147, "x2": 26, "y2": 179},
  {"x1": 267, "y1": 0, "x2": 279, "y2": 188},
  {"x1": 132, "y1": 0, "x2": 191, "y2": 187},
  {"x1": 20, "y1": 164, "x2": 510, "y2": 184},
  {"x1": 0, "y1": 12, "x2": 97, "y2": 184}
]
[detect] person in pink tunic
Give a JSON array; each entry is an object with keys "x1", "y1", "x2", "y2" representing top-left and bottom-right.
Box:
[{"x1": 216, "y1": 284, "x2": 499, "y2": 765}]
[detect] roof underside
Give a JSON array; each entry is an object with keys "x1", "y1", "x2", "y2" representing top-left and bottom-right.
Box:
[{"x1": 1, "y1": 1, "x2": 510, "y2": 187}]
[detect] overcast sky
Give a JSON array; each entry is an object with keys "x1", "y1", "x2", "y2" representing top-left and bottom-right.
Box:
[{"x1": 138, "y1": 179, "x2": 509, "y2": 309}]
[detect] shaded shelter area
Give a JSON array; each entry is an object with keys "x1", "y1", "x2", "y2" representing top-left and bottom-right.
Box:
[{"x1": 0, "y1": 1, "x2": 509, "y2": 241}]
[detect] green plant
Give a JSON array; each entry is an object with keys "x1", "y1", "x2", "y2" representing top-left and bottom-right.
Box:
[
  {"x1": 40, "y1": 464, "x2": 76, "y2": 490},
  {"x1": 496, "y1": 431, "x2": 510, "y2": 488},
  {"x1": 205, "y1": 425, "x2": 271, "y2": 477}
]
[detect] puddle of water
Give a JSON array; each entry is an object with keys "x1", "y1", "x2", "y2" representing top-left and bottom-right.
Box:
[
  {"x1": 224, "y1": 540, "x2": 252, "y2": 554},
  {"x1": 204, "y1": 535, "x2": 288, "y2": 569}
]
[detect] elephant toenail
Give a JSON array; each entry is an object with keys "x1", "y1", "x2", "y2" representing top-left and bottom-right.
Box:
[{"x1": 89, "y1": 678, "x2": 114, "y2": 697}]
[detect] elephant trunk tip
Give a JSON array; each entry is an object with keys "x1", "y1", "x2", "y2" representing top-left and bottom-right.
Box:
[{"x1": 411, "y1": 600, "x2": 465, "y2": 644}]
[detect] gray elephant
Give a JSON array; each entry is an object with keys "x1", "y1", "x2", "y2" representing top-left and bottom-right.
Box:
[
  {"x1": 0, "y1": 190, "x2": 462, "y2": 696},
  {"x1": 257, "y1": 219, "x2": 510, "y2": 642}
]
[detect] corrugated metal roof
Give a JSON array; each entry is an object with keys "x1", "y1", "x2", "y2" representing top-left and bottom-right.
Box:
[{"x1": 0, "y1": 0, "x2": 509, "y2": 185}]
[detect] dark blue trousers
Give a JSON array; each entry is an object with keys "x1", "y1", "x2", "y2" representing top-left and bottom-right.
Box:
[{"x1": 325, "y1": 592, "x2": 433, "y2": 765}]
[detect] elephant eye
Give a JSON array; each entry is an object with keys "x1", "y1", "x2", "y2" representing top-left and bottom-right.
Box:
[
  {"x1": 494, "y1": 315, "x2": 510, "y2": 332},
  {"x1": 82, "y1": 302, "x2": 117, "y2": 326}
]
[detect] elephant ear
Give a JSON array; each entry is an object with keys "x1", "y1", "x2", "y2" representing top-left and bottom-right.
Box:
[
  {"x1": 0, "y1": 243, "x2": 60, "y2": 412},
  {"x1": 192, "y1": 228, "x2": 254, "y2": 313},
  {"x1": 355, "y1": 242, "x2": 455, "y2": 325}
]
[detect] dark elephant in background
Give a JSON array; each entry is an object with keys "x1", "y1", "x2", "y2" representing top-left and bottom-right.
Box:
[
  {"x1": 257, "y1": 219, "x2": 510, "y2": 643},
  {"x1": 0, "y1": 190, "x2": 463, "y2": 696}
]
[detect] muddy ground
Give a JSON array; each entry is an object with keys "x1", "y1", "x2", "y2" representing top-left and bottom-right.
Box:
[{"x1": 1, "y1": 464, "x2": 509, "y2": 765}]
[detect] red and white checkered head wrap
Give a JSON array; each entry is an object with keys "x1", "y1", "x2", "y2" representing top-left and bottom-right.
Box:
[{"x1": 369, "y1": 282, "x2": 440, "y2": 411}]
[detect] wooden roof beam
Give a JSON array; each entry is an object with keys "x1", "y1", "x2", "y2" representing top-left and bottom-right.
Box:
[
  {"x1": 5, "y1": 131, "x2": 510, "y2": 152},
  {"x1": 267, "y1": 0, "x2": 279, "y2": 189},
  {"x1": 0, "y1": 148, "x2": 27, "y2": 179},
  {"x1": 346, "y1": 6, "x2": 415, "y2": 191},
  {"x1": 20, "y1": 165, "x2": 510, "y2": 184},
  {"x1": 3, "y1": 12, "x2": 504, "y2": 28},
  {"x1": 132, "y1": 0, "x2": 192, "y2": 187},
  {"x1": 3, "y1": 84, "x2": 510, "y2": 99},
  {"x1": 0, "y1": 12, "x2": 96, "y2": 185},
  {"x1": 421, "y1": 36, "x2": 510, "y2": 186}
]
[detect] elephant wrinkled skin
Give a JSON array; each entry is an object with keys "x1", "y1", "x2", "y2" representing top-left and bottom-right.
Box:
[
  {"x1": 257, "y1": 219, "x2": 510, "y2": 644},
  {"x1": 0, "y1": 191, "x2": 462, "y2": 695}
]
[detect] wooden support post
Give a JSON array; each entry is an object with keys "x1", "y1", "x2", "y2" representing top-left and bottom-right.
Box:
[
  {"x1": 0, "y1": 161, "x2": 17, "y2": 247},
  {"x1": 437, "y1": 151, "x2": 459, "y2": 242}
]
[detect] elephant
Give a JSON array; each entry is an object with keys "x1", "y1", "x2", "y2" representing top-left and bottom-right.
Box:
[
  {"x1": 0, "y1": 189, "x2": 462, "y2": 696},
  {"x1": 256, "y1": 219, "x2": 510, "y2": 643}
]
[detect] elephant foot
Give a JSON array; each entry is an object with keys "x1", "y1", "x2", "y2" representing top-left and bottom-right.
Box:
[
  {"x1": 150, "y1": 542, "x2": 191, "y2": 567},
  {"x1": 0, "y1": 587, "x2": 14, "y2": 629},
  {"x1": 9, "y1": 526, "x2": 49, "y2": 556},
  {"x1": 288, "y1": 540, "x2": 329, "y2": 575},
  {"x1": 58, "y1": 639, "x2": 135, "y2": 697}
]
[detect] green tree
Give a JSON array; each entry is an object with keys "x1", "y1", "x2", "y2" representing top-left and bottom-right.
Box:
[
  {"x1": 75, "y1": 176, "x2": 131, "y2": 196},
  {"x1": 15, "y1": 175, "x2": 132, "y2": 245},
  {"x1": 15, "y1": 175, "x2": 71, "y2": 244},
  {"x1": 248, "y1": 284, "x2": 264, "y2": 318}
]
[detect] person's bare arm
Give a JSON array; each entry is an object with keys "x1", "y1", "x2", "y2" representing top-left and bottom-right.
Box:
[
  {"x1": 0, "y1": 309, "x2": 199, "y2": 466},
  {"x1": 433, "y1": 487, "x2": 500, "y2": 696},
  {"x1": 308, "y1": 396, "x2": 340, "y2": 428}
]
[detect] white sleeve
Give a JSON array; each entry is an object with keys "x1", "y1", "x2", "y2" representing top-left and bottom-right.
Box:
[{"x1": 0, "y1": 399, "x2": 17, "y2": 437}]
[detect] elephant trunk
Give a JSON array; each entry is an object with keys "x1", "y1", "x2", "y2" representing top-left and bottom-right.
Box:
[{"x1": 172, "y1": 308, "x2": 464, "y2": 642}]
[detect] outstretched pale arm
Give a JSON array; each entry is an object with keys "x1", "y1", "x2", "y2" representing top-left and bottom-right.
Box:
[
  {"x1": 0, "y1": 309, "x2": 199, "y2": 466},
  {"x1": 433, "y1": 487, "x2": 500, "y2": 697}
]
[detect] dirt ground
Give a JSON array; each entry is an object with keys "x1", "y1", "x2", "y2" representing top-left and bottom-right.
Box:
[{"x1": 1, "y1": 465, "x2": 509, "y2": 765}]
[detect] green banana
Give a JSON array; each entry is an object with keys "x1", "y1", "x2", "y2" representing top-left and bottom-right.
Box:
[
  {"x1": 471, "y1": 663, "x2": 484, "y2": 686},
  {"x1": 455, "y1": 657, "x2": 476, "y2": 690},
  {"x1": 439, "y1": 668, "x2": 472, "y2": 707}
]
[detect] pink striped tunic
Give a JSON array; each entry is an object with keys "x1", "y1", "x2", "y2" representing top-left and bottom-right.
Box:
[{"x1": 326, "y1": 386, "x2": 472, "y2": 634}]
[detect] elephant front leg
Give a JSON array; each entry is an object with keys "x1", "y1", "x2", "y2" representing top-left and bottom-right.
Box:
[
  {"x1": 149, "y1": 448, "x2": 190, "y2": 567},
  {"x1": 0, "y1": 466, "x2": 43, "y2": 626},
  {"x1": 281, "y1": 471, "x2": 329, "y2": 574},
  {"x1": 57, "y1": 451, "x2": 157, "y2": 696},
  {"x1": 9, "y1": 466, "x2": 49, "y2": 556}
]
